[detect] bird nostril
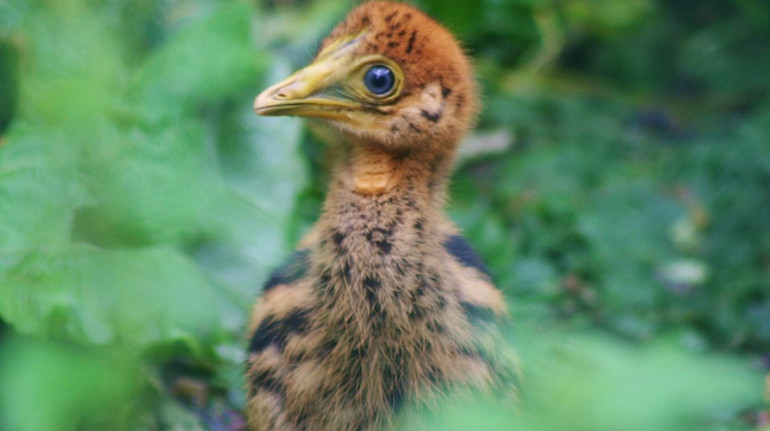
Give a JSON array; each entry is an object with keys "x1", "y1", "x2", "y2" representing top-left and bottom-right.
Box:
[{"x1": 275, "y1": 91, "x2": 288, "y2": 99}]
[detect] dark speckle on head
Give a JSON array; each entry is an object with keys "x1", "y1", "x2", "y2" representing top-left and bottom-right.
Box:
[
  {"x1": 406, "y1": 30, "x2": 417, "y2": 54},
  {"x1": 420, "y1": 108, "x2": 442, "y2": 123},
  {"x1": 455, "y1": 94, "x2": 465, "y2": 109}
]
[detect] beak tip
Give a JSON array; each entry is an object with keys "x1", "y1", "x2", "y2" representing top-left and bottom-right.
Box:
[{"x1": 253, "y1": 91, "x2": 271, "y2": 115}]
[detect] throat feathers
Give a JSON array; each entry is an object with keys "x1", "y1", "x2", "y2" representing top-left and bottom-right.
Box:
[{"x1": 350, "y1": 146, "x2": 401, "y2": 196}]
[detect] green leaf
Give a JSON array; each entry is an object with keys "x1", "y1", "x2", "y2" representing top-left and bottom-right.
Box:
[
  {"x1": 1, "y1": 245, "x2": 221, "y2": 347},
  {"x1": 131, "y1": 3, "x2": 263, "y2": 113},
  {"x1": 0, "y1": 125, "x2": 92, "y2": 251},
  {"x1": 407, "y1": 335, "x2": 762, "y2": 431},
  {"x1": 0, "y1": 338, "x2": 141, "y2": 431}
]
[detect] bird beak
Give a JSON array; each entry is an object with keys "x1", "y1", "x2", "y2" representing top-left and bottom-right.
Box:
[{"x1": 254, "y1": 35, "x2": 365, "y2": 120}]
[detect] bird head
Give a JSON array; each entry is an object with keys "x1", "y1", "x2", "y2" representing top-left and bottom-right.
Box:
[{"x1": 254, "y1": 1, "x2": 477, "y2": 156}]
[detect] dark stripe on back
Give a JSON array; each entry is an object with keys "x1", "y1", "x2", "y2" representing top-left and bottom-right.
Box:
[
  {"x1": 250, "y1": 368, "x2": 284, "y2": 394},
  {"x1": 443, "y1": 235, "x2": 492, "y2": 277},
  {"x1": 248, "y1": 308, "x2": 311, "y2": 354},
  {"x1": 263, "y1": 249, "x2": 310, "y2": 293},
  {"x1": 461, "y1": 301, "x2": 496, "y2": 324}
]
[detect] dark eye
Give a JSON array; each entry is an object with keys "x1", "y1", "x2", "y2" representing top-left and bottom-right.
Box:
[{"x1": 363, "y1": 65, "x2": 395, "y2": 96}]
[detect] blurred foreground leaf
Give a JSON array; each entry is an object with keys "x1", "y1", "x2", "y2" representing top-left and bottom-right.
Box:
[
  {"x1": 0, "y1": 337, "x2": 141, "y2": 431},
  {"x1": 407, "y1": 335, "x2": 762, "y2": 431}
]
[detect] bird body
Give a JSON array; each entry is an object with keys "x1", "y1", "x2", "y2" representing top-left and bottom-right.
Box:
[{"x1": 246, "y1": 3, "x2": 516, "y2": 430}]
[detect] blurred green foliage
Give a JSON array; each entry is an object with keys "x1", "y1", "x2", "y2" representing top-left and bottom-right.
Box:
[{"x1": 0, "y1": 0, "x2": 768, "y2": 430}]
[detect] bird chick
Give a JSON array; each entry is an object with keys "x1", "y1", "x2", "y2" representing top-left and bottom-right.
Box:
[{"x1": 247, "y1": 2, "x2": 517, "y2": 430}]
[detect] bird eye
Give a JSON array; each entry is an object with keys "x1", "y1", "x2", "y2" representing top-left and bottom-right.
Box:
[{"x1": 363, "y1": 65, "x2": 395, "y2": 96}]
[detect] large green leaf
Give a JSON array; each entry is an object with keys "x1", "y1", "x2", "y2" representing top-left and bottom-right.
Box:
[
  {"x1": 1, "y1": 245, "x2": 220, "y2": 347},
  {"x1": 130, "y1": 2, "x2": 263, "y2": 113},
  {"x1": 405, "y1": 335, "x2": 761, "y2": 431},
  {"x1": 0, "y1": 337, "x2": 141, "y2": 431}
]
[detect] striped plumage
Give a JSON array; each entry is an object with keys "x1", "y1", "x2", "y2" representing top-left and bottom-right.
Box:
[{"x1": 246, "y1": 2, "x2": 517, "y2": 430}]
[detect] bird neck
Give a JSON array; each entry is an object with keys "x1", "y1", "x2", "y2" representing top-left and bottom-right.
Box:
[
  {"x1": 312, "y1": 144, "x2": 454, "y2": 328},
  {"x1": 331, "y1": 144, "x2": 451, "y2": 200}
]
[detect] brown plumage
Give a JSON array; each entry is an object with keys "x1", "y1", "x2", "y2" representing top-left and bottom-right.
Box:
[{"x1": 246, "y1": 2, "x2": 517, "y2": 430}]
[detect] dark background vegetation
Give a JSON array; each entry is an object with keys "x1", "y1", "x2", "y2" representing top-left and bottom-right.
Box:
[{"x1": 0, "y1": 0, "x2": 768, "y2": 429}]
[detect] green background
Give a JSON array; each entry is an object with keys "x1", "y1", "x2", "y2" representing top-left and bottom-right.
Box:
[{"x1": 0, "y1": 0, "x2": 768, "y2": 429}]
